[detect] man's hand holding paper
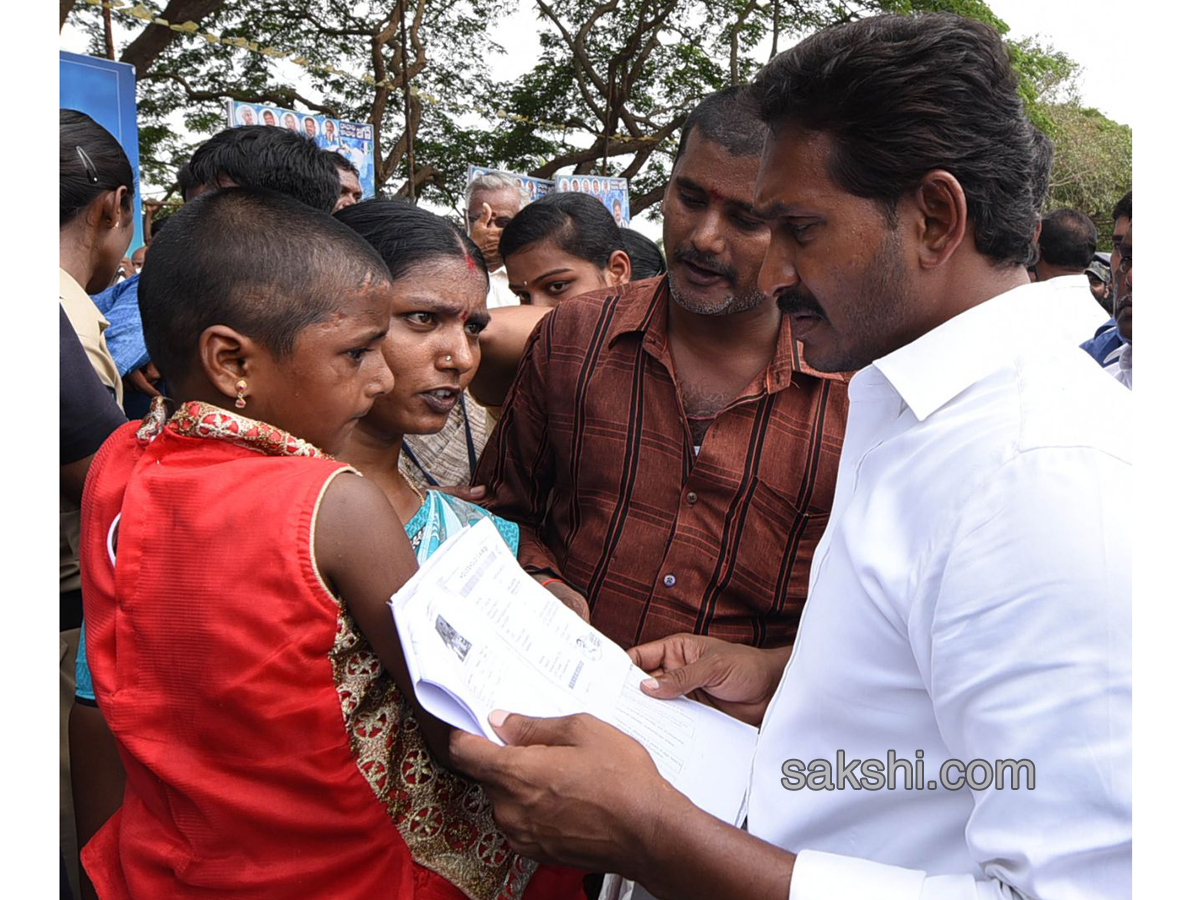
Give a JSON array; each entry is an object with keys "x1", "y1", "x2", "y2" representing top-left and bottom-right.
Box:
[{"x1": 387, "y1": 519, "x2": 758, "y2": 826}]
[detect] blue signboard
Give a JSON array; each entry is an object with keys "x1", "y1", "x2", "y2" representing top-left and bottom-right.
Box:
[{"x1": 59, "y1": 51, "x2": 144, "y2": 251}]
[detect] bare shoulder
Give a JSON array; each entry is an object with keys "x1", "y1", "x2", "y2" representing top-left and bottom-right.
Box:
[{"x1": 314, "y1": 470, "x2": 414, "y2": 588}]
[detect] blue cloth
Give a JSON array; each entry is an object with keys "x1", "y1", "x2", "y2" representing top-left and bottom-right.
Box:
[
  {"x1": 90, "y1": 273, "x2": 151, "y2": 376},
  {"x1": 74, "y1": 626, "x2": 94, "y2": 702},
  {"x1": 405, "y1": 490, "x2": 520, "y2": 562},
  {"x1": 75, "y1": 489, "x2": 520, "y2": 701},
  {"x1": 1080, "y1": 317, "x2": 1126, "y2": 365}
]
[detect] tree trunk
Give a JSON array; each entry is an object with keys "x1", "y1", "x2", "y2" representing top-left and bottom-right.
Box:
[
  {"x1": 59, "y1": 0, "x2": 76, "y2": 32},
  {"x1": 120, "y1": 0, "x2": 227, "y2": 76},
  {"x1": 399, "y1": 0, "x2": 416, "y2": 199},
  {"x1": 102, "y1": 5, "x2": 116, "y2": 60},
  {"x1": 631, "y1": 182, "x2": 665, "y2": 218},
  {"x1": 770, "y1": 0, "x2": 780, "y2": 59}
]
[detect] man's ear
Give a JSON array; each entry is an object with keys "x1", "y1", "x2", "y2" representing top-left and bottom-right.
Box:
[
  {"x1": 604, "y1": 249, "x2": 632, "y2": 286},
  {"x1": 197, "y1": 325, "x2": 261, "y2": 404},
  {"x1": 909, "y1": 170, "x2": 968, "y2": 269}
]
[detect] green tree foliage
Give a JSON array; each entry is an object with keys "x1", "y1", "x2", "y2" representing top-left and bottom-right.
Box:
[
  {"x1": 63, "y1": 0, "x2": 1130, "y2": 225},
  {"x1": 493, "y1": 0, "x2": 1115, "y2": 219},
  {"x1": 1041, "y1": 104, "x2": 1133, "y2": 251},
  {"x1": 66, "y1": 0, "x2": 509, "y2": 209}
]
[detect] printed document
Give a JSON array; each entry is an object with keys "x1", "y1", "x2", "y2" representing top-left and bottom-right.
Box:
[{"x1": 388, "y1": 518, "x2": 757, "y2": 825}]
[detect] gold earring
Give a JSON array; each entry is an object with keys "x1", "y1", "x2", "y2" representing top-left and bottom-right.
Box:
[{"x1": 235, "y1": 379, "x2": 248, "y2": 409}]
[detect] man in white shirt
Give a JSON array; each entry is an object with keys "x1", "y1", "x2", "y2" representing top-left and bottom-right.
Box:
[
  {"x1": 448, "y1": 13, "x2": 1131, "y2": 900},
  {"x1": 1029, "y1": 208, "x2": 1110, "y2": 342}
]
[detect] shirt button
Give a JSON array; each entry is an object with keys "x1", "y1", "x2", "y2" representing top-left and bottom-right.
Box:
[
  {"x1": 663, "y1": 574, "x2": 676, "y2": 587},
  {"x1": 685, "y1": 491, "x2": 698, "y2": 505}
]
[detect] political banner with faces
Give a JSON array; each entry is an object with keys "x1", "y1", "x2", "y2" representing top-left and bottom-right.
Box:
[
  {"x1": 465, "y1": 165, "x2": 630, "y2": 227},
  {"x1": 555, "y1": 174, "x2": 630, "y2": 228}
]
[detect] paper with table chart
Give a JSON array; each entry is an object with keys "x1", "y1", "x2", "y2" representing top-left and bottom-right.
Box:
[{"x1": 387, "y1": 518, "x2": 758, "y2": 826}]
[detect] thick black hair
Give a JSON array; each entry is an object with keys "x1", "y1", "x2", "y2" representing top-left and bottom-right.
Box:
[
  {"x1": 187, "y1": 126, "x2": 340, "y2": 212},
  {"x1": 498, "y1": 192, "x2": 623, "y2": 272},
  {"x1": 177, "y1": 160, "x2": 202, "y2": 199},
  {"x1": 751, "y1": 13, "x2": 1042, "y2": 267},
  {"x1": 621, "y1": 228, "x2": 666, "y2": 279},
  {"x1": 334, "y1": 198, "x2": 487, "y2": 281},
  {"x1": 327, "y1": 150, "x2": 359, "y2": 177},
  {"x1": 139, "y1": 188, "x2": 390, "y2": 386},
  {"x1": 1021, "y1": 128, "x2": 1056, "y2": 268},
  {"x1": 60, "y1": 109, "x2": 134, "y2": 226},
  {"x1": 1038, "y1": 208, "x2": 1097, "y2": 270},
  {"x1": 676, "y1": 87, "x2": 768, "y2": 168},
  {"x1": 674, "y1": 85, "x2": 769, "y2": 166},
  {"x1": 1113, "y1": 190, "x2": 1132, "y2": 222},
  {"x1": 148, "y1": 212, "x2": 172, "y2": 241}
]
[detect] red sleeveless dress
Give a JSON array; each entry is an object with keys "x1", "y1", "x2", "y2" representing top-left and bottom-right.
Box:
[{"x1": 79, "y1": 402, "x2": 584, "y2": 900}]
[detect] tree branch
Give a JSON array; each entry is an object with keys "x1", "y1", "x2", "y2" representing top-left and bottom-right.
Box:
[
  {"x1": 535, "y1": 0, "x2": 615, "y2": 123},
  {"x1": 144, "y1": 70, "x2": 340, "y2": 117},
  {"x1": 631, "y1": 182, "x2": 665, "y2": 218},
  {"x1": 60, "y1": 0, "x2": 77, "y2": 32},
  {"x1": 119, "y1": 0, "x2": 227, "y2": 76},
  {"x1": 530, "y1": 138, "x2": 661, "y2": 178}
]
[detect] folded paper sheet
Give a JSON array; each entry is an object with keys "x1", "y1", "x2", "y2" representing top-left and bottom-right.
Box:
[{"x1": 389, "y1": 518, "x2": 758, "y2": 826}]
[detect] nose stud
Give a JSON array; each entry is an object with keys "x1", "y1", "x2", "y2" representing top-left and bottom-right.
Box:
[{"x1": 445, "y1": 355, "x2": 453, "y2": 363}]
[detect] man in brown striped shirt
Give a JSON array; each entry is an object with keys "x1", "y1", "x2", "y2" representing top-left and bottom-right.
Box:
[{"x1": 474, "y1": 87, "x2": 849, "y2": 650}]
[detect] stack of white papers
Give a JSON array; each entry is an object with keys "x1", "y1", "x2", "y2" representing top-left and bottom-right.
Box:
[{"x1": 388, "y1": 518, "x2": 758, "y2": 826}]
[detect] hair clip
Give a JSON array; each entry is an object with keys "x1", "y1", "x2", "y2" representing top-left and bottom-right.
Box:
[{"x1": 76, "y1": 146, "x2": 100, "y2": 185}]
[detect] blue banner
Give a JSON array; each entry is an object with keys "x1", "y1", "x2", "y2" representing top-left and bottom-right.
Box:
[{"x1": 60, "y1": 51, "x2": 144, "y2": 251}]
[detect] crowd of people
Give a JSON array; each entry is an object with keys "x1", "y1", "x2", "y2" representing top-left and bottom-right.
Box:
[{"x1": 59, "y1": 11, "x2": 1131, "y2": 900}]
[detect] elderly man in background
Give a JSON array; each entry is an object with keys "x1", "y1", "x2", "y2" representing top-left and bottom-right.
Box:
[
  {"x1": 465, "y1": 171, "x2": 528, "y2": 308},
  {"x1": 1085, "y1": 256, "x2": 1112, "y2": 313}
]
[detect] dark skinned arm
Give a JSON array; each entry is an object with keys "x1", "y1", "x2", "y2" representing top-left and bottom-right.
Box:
[
  {"x1": 61, "y1": 454, "x2": 96, "y2": 507},
  {"x1": 449, "y1": 712, "x2": 794, "y2": 900},
  {"x1": 470, "y1": 305, "x2": 551, "y2": 408},
  {"x1": 69, "y1": 701, "x2": 126, "y2": 900},
  {"x1": 313, "y1": 471, "x2": 454, "y2": 767},
  {"x1": 447, "y1": 634, "x2": 798, "y2": 897}
]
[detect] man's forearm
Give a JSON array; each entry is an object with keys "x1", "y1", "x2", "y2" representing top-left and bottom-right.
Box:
[
  {"x1": 632, "y1": 789, "x2": 794, "y2": 900},
  {"x1": 515, "y1": 523, "x2": 564, "y2": 579}
]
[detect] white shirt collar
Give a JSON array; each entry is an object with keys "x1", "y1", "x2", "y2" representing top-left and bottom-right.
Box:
[{"x1": 866, "y1": 280, "x2": 1063, "y2": 422}]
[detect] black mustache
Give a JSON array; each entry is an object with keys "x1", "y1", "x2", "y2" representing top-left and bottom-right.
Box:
[
  {"x1": 777, "y1": 290, "x2": 825, "y2": 318},
  {"x1": 673, "y1": 246, "x2": 736, "y2": 281}
]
